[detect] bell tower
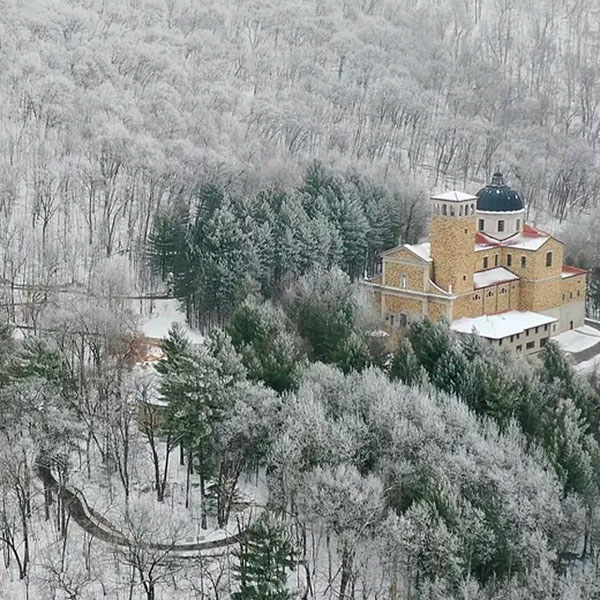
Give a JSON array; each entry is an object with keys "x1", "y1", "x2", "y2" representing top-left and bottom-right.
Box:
[{"x1": 430, "y1": 191, "x2": 477, "y2": 295}]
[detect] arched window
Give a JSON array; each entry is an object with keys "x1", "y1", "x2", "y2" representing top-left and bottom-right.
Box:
[
  {"x1": 521, "y1": 256, "x2": 527, "y2": 269},
  {"x1": 459, "y1": 205, "x2": 463, "y2": 216},
  {"x1": 442, "y1": 204, "x2": 447, "y2": 215},
  {"x1": 450, "y1": 205, "x2": 455, "y2": 216},
  {"x1": 470, "y1": 204, "x2": 475, "y2": 214},
  {"x1": 546, "y1": 251, "x2": 553, "y2": 267},
  {"x1": 401, "y1": 273, "x2": 407, "y2": 289}
]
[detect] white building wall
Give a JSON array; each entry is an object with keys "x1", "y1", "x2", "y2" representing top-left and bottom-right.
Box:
[
  {"x1": 490, "y1": 322, "x2": 553, "y2": 355},
  {"x1": 476, "y1": 209, "x2": 525, "y2": 240}
]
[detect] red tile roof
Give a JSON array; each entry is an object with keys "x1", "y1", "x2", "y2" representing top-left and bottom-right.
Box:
[{"x1": 562, "y1": 265, "x2": 588, "y2": 276}]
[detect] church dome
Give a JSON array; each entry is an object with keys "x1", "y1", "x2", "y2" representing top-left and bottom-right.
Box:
[{"x1": 476, "y1": 172, "x2": 524, "y2": 212}]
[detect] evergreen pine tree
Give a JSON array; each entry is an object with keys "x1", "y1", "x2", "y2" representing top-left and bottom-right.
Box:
[
  {"x1": 233, "y1": 515, "x2": 296, "y2": 600},
  {"x1": 390, "y1": 338, "x2": 425, "y2": 386}
]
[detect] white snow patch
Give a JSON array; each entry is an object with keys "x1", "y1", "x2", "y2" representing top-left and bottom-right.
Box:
[
  {"x1": 554, "y1": 326, "x2": 600, "y2": 354},
  {"x1": 140, "y1": 298, "x2": 204, "y2": 344},
  {"x1": 473, "y1": 267, "x2": 519, "y2": 289},
  {"x1": 405, "y1": 242, "x2": 432, "y2": 262},
  {"x1": 451, "y1": 310, "x2": 556, "y2": 340}
]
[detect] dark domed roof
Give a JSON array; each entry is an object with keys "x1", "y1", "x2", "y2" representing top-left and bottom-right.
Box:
[{"x1": 476, "y1": 172, "x2": 524, "y2": 212}]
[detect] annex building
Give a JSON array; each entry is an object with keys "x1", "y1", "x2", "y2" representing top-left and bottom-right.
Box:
[{"x1": 366, "y1": 173, "x2": 588, "y2": 355}]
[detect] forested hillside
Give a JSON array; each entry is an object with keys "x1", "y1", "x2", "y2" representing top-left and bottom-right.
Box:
[
  {"x1": 4, "y1": 270, "x2": 600, "y2": 598},
  {"x1": 2, "y1": 0, "x2": 600, "y2": 299},
  {"x1": 4, "y1": 1, "x2": 600, "y2": 599}
]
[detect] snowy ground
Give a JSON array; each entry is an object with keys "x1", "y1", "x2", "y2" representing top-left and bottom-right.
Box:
[
  {"x1": 576, "y1": 356, "x2": 600, "y2": 373},
  {"x1": 137, "y1": 298, "x2": 204, "y2": 344},
  {"x1": 554, "y1": 325, "x2": 600, "y2": 355}
]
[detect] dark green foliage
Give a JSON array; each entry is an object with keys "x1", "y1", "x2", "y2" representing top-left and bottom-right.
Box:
[
  {"x1": 148, "y1": 163, "x2": 425, "y2": 329},
  {"x1": 283, "y1": 266, "x2": 361, "y2": 368},
  {"x1": 394, "y1": 320, "x2": 600, "y2": 513},
  {"x1": 154, "y1": 323, "x2": 190, "y2": 377},
  {"x1": 233, "y1": 516, "x2": 296, "y2": 600},
  {"x1": 408, "y1": 319, "x2": 454, "y2": 375},
  {"x1": 390, "y1": 338, "x2": 424, "y2": 385},
  {"x1": 228, "y1": 300, "x2": 301, "y2": 392}
]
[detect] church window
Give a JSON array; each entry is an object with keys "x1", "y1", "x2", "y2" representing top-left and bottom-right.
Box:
[
  {"x1": 442, "y1": 204, "x2": 447, "y2": 215},
  {"x1": 459, "y1": 205, "x2": 463, "y2": 216},
  {"x1": 478, "y1": 219, "x2": 484, "y2": 231},
  {"x1": 507, "y1": 254, "x2": 512, "y2": 267},
  {"x1": 494, "y1": 254, "x2": 498, "y2": 267},
  {"x1": 521, "y1": 256, "x2": 527, "y2": 269},
  {"x1": 450, "y1": 205, "x2": 455, "y2": 216},
  {"x1": 470, "y1": 204, "x2": 475, "y2": 214},
  {"x1": 498, "y1": 220, "x2": 505, "y2": 232},
  {"x1": 546, "y1": 251, "x2": 553, "y2": 267},
  {"x1": 483, "y1": 257, "x2": 488, "y2": 269},
  {"x1": 517, "y1": 219, "x2": 521, "y2": 230},
  {"x1": 401, "y1": 273, "x2": 407, "y2": 289},
  {"x1": 399, "y1": 314, "x2": 407, "y2": 328}
]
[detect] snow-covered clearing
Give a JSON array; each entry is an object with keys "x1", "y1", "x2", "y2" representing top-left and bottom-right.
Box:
[{"x1": 137, "y1": 298, "x2": 204, "y2": 344}]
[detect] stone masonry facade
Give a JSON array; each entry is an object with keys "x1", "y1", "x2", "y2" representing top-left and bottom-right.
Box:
[{"x1": 365, "y1": 188, "x2": 588, "y2": 340}]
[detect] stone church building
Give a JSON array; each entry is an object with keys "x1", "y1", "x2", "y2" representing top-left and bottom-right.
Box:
[{"x1": 366, "y1": 173, "x2": 587, "y2": 354}]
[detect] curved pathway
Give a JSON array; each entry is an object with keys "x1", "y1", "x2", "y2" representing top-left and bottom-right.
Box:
[{"x1": 37, "y1": 465, "x2": 246, "y2": 556}]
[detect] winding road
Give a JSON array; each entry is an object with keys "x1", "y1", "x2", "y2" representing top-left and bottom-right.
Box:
[{"x1": 37, "y1": 465, "x2": 245, "y2": 556}]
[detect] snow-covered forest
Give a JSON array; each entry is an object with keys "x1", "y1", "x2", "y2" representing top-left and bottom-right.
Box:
[
  {"x1": 3, "y1": 0, "x2": 600, "y2": 599},
  {"x1": 3, "y1": 0, "x2": 600, "y2": 295}
]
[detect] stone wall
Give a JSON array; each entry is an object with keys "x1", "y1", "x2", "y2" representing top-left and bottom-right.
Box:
[
  {"x1": 383, "y1": 260, "x2": 427, "y2": 291},
  {"x1": 561, "y1": 274, "x2": 586, "y2": 304},
  {"x1": 384, "y1": 294, "x2": 423, "y2": 318},
  {"x1": 519, "y1": 278, "x2": 562, "y2": 312},
  {"x1": 428, "y1": 301, "x2": 450, "y2": 322},
  {"x1": 431, "y1": 214, "x2": 476, "y2": 294}
]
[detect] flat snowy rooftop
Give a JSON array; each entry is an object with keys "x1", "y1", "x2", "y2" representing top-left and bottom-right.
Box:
[
  {"x1": 431, "y1": 190, "x2": 478, "y2": 202},
  {"x1": 554, "y1": 325, "x2": 600, "y2": 355},
  {"x1": 473, "y1": 267, "x2": 519, "y2": 289},
  {"x1": 451, "y1": 310, "x2": 556, "y2": 340}
]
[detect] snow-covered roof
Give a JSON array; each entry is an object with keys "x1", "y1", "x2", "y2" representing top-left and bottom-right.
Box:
[
  {"x1": 431, "y1": 191, "x2": 478, "y2": 202},
  {"x1": 405, "y1": 242, "x2": 432, "y2": 262},
  {"x1": 474, "y1": 224, "x2": 553, "y2": 252},
  {"x1": 473, "y1": 267, "x2": 519, "y2": 289},
  {"x1": 451, "y1": 310, "x2": 557, "y2": 340},
  {"x1": 502, "y1": 233, "x2": 549, "y2": 251},
  {"x1": 140, "y1": 299, "x2": 204, "y2": 344}
]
